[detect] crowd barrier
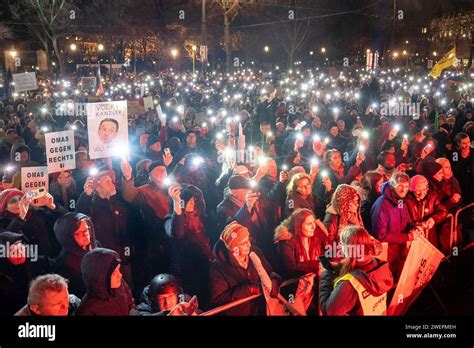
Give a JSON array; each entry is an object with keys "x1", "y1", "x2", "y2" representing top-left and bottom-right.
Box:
[{"x1": 200, "y1": 203, "x2": 474, "y2": 316}]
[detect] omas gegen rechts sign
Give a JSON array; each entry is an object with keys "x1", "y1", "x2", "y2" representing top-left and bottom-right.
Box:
[
  {"x1": 44, "y1": 130, "x2": 76, "y2": 174},
  {"x1": 21, "y1": 166, "x2": 49, "y2": 192}
]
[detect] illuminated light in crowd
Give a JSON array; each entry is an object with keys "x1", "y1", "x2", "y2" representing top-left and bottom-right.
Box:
[
  {"x1": 403, "y1": 134, "x2": 408, "y2": 139},
  {"x1": 163, "y1": 177, "x2": 172, "y2": 187},
  {"x1": 371, "y1": 103, "x2": 378, "y2": 109},
  {"x1": 358, "y1": 145, "x2": 366, "y2": 153},
  {"x1": 41, "y1": 107, "x2": 47, "y2": 114},
  {"x1": 89, "y1": 167, "x2": 99, "y2": 176},
  {"x1": 248, "y1": 145, "x2": 254, "y2": 152},
  {"x1": 333, "y1": 107, "x2": 339, "y2": 115},
  {"x1": 311, "y1": 157, "x2": 319, "y2": 166},
  {"x1": 361, "y1": 131, "x2": 370, "y2": 139},
  {"x1": 41, "y1": 126, "x2": 49, "y2": 132},
  {"x1": 321, "y1": 170, "x2": 329, "y2": 178},
  {"x1": 71, "y1": 125, "x2": 77, "y2": 131},
  {"x1": 234, "y1": 115, "x2": 241, "y2": 122},
  {"x1": 4, "y1": 165, "x2": 14, "y2": 173},
  {"x1": 312, "y1": 106, "x2": 318, "y2": 113},
  {"x1": 172, "y1": 116, "x2": 179, "y2": 123},
  {"x1": 192, "y1": 156, "x2": 205, "y2": 166},
  {"x1": 313, "y1": 134, "x2": 321, "y2": 142},
  {"x1": 177, "y1": 105, "x2": 185, "y2": 114},
  {"x1": 441, "y1": 99, "x2": 447, "y2": 106},
  {"x1": 324, "y1": 137, "x2": 330, "y2": 144},
  {"x1": 249, "y1": 180, "x2": 257, "y2": 189},
  {"x1": 296, "y1": 133, "x2": 304, "y2": 141},
  {"x1": 258, "y1": 156, "x2": 268, "y2": 166},
  {"x1": 282, "y1": 164, "x2": 288, "y2": 171}
]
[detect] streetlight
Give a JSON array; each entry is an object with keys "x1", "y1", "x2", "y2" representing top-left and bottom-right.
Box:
[
  {"x1": 321, "y1": 47, "x2": 326, "y2": 53},
  {"x1": 392, "y1": 51, "x2": 399, "y2": 58},
  {"x1": 264, "y1": 45, "x2": 270, "y2": 53},
  {"x1": 70, "y1": 43, "x2": 77, "y2": 51},
  {"x1": 433, "y1": 51, "x2": 437, "y2": 57},
  {"x1": 402, "y1": 50, "x2": 407, "y2": 55},
  {"x1": 309, "y1": 51, "x2": 314, "y2": 56},
  {"x1": 191, "y1": 45, "x2": 197, "y2": 75},
  {"x1": 98, "y1": 44, "x2": 104, "y2": 51},
  {"x1": 9, "y1": 50, "x2": 17, "y2": 58}
]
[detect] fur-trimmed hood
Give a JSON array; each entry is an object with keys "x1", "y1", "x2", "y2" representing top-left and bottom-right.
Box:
[{"x1": 273, "y1": 223, "x2": 293, "y2": 243}]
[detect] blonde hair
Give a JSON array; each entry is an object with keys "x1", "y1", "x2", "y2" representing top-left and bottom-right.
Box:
[
  {"x1": 338, "y1": 226, "x2": 376, "y2": 277},
  {"x1": 286, "y1": 173, "x2": 312, "y2": 196}
]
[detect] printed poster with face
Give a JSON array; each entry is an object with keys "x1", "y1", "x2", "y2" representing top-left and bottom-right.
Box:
[{"x1": 87, "y1": 101, "x2": 128, "y2": 159}]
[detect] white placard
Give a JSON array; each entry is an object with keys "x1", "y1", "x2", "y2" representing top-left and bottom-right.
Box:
[
  {"x1": 45, "y1": 130, "x2": 76, "y2": 174},
  {"x1": 21, "y1": 166, "x2": 48, "y2": 192},
  {"x1": 87, "y1": 101, "x2": 128, "y2": 159},
  {"x1": 143, "y1": 96, "x2": 154, "y2": 111},
  {"x1": 12, "y1": 72, "x2": 38, "y2": 93}
]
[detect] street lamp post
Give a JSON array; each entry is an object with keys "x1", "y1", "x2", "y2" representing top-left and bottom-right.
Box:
[{"x1": 192, "y1": 45, "x2": 197, "y2": 74}]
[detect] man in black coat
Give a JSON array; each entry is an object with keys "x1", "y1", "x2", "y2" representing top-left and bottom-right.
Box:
[
  {"x1": 76, "y1": 171, "x2": 132, "y2": 288},
  {"x1": 78, "y1": 248, "x2": 137, "y2": 316}
]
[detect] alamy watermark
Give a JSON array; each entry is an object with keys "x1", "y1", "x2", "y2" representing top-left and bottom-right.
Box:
[
  {"x1": 379, "y1": 101, "x2": 422, "y2": 118},
  {"x1": 0, "y1": 242, "x2": 38, "y2": 262},
  {"x1": 324, "y1": 242, "x2": 365, "y2": 261}
]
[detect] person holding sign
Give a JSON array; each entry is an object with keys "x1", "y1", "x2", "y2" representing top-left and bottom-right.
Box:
[{"x1": 0, "y1": 188, "x2": 64, "y2": 258}]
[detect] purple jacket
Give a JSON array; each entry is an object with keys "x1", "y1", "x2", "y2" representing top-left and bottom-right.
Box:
[{"x1": 370, "y1": 182, "x2": 412, "y2": 244}]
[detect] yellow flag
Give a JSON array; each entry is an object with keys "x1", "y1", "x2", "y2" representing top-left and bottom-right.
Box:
[{"x1": 428, "y1": 47, "x2": 456, "y2": 79}]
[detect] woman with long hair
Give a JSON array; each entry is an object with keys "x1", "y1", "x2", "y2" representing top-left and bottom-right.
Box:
[
  {"x1": 274, "y1": 208, "x2": 328, "y2": 314},
  {"x1": 319, "y1": 226, "x2": 393, "y2": 316},
  {"x1": 284, "y1": 173, "x2": 327, "y2": 219},
  {"x1": 323, "y1": 184, "x2": 364, "y2": 245},
  {"x1": 360, "y1": 171, "x2": 384, "y2": 232}
]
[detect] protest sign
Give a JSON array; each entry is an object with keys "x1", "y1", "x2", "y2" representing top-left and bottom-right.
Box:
[
  {"x1": 127, "y1": 100, "x2": 145, "y2": 116},
  {"x1": 387, "y1": 235, "x2": 444, "y2": 316},
  {"x1": 45, "y1": 130, "x2": 76, "y2": 173},
  {"x1": 143, "y1": 96, "x2": 154, "y2": 111},
  {"x1": 21, "y1": 166, "x2": 48, "y2": 192},
  {"x1": 87, "y1": 101, "x2": 128, "y2": 159},
  {"x1": 12, "y1": 72, "x2": 38, "y2": 93}
]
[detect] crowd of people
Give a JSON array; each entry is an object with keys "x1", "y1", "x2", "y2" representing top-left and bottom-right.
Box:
[{"x1": 0, "y1": 65, "x2": 473, "y2": 316}]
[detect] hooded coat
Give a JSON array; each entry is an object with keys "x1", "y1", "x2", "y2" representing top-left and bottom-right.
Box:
[
  {"x1": 78, "y1": 248, "x2": 137, "y2": 316},
  {"x1": 53, "y1": 213, "x2": 97, "y2": 298},
  {"x1": 319, "y1": 258, "x2": 393, "y2": 315}
]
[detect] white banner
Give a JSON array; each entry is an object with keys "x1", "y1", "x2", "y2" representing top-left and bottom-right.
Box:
[
  {"x1": 13, "y1": 72, "x2": 38, "y2": 93},
  {"x1": 21, "y1": 166, "x2": 48, "y2": 192},
  {"x1": 87, "y1": 101, "x2": 128, "y2": 159},
  {"x1": 45, "y1": 130, "x2": 76, "y2": 174},
  {"x1": 387, "y1": 235, "x2": 444, "y2": 316}
]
